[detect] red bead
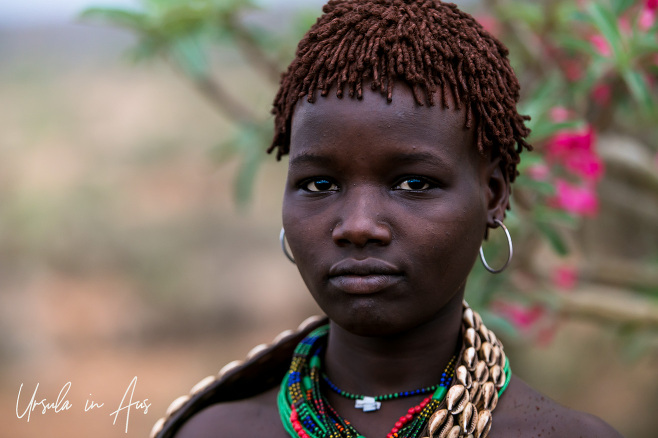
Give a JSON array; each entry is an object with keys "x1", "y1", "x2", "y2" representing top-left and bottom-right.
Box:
[
  {"x1": 405, "y1": 413, "x2": 414, "y2": 421},
  {"x1": 395, "y1": 421, "x2": 403, "y2": 428},
  {"x1": 408, "y1": 407, "x2": 416, "y2": 414},
  {"x1": 414, "y1": 406, "x2": 422, "y2": 414},
  {"x1": 391, "y1": 427, "x2": 399, "y2": 434}
]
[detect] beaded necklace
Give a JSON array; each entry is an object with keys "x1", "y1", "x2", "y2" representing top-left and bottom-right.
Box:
[
  {"x1": 321, "y1": 358, "x2": 454, "y2": 412},
  {"x1": 278, "y1": 302, "x2": 511, "y2": 438},
  {"x1": 277, "y1": 325, "x2": 456, "y2": 438}
]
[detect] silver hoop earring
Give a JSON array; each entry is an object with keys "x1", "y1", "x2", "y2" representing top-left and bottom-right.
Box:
[
  {"x1": 280, "y1": 228, "x2": 296, "y2": 264},
  {"x1": 479, "y1": 219, "x2": 513, "y2": 274}
]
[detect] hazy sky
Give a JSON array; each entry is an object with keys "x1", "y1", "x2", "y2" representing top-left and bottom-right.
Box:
[{"x1": 0, "y1": 0, "x2": 325, "y2": 26}]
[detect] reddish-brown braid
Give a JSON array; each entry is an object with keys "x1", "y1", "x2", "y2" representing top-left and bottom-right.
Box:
[{"x1": 269, "y1": 0, "x2": 532, "y2": 184}]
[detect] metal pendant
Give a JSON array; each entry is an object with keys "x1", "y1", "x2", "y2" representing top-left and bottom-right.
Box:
[{"x1": 355, "y1": 396, "x2": 381, "y2": 412}]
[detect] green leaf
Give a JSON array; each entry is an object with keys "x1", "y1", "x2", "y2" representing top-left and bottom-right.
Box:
[
  {"x1": 535, "y1": 222, "x2": 570, "y2": 256},
  {"x1": 516, "y1": 152, "x2": 545, "y2": 171},
  {"x1": 529, "y1": 120, "x2": 583, "y2": 143},
  {"x1": 610, "y1": 0, "x2": 635, "y2": 15},
  {"x1": 497, "y1": 2, "x2": 544, "y2": 28},
  {"x1": 623, "y1": 69, "x2": 655, "y2": 115},
  {"x1": 555, "y1": 34, "x2": 599, "y2": 57},
  {"x1": 478, "y1": 309, "x2": 520, "y2": 340},
  {"x1": 587, "y1": 2, "x2": 627, "y2": 68},
  {"x1": 170, "y1": 35, "x2": 208, "y2": 79},
  {"x1": 514, "y1": 176, "x2": 556, "y2": 197},
  {"x1": 534, "y1": 205, "x2": 579, "y2": 227},
  {"x1": 79, "y1": 7, "x2": 148, "y2": 31}
]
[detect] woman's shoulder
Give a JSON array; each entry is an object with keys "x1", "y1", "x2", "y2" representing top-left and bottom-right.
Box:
[
  {"x1": 173, "y1": 387, "x2": 285, "y2": 438},
  {"x1": 492, "y1": 376, "x2": 622, "y2": 438}
]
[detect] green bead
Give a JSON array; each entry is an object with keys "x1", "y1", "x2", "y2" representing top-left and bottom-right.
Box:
[{"x1": 432, "y1": 386, "x2": 447, "y2": 401}]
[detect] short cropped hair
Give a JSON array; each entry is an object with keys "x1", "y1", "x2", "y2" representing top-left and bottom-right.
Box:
[{"x1": 269, "y1": 0, "x2": 531, "y2": 184}]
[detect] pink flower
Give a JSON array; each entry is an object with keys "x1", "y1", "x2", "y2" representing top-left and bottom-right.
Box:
[
  {"x1": 549, "y1": 106, "x2": 572, "y2": 123},
  {"x1": 562, "y1": 59, "x2": 584, "y2": 82},
  {"x1": 591, "y1": 83, "x2": 612, "y2": 106},
  {"x1": 546, "y1": 126, "x2": 604, "y2": 181},
  {"x1": 494, "y1": 302, "x2": 545, "y2": 330},
  {"x1": 618, "y1": 16, "x2": 632, "y2": 35},
  {"x1": 536, "y1": 323, "x2": 558, "y2": 347},
  {"x1": 475, "y1": 15, "x2": 501, "y2": 36},
  {"x1": 639, "y1": 7, "x2": 656, "y2": 30},
  {"x1": 590, "y1": 35, "x2": 612, "y2": 57},
  {"x1": 640, "y1": 0, "x2": 658, "y2": 30},
  {"x1": 527, "y1": 163, "x2": 550, "y2": 181},
  {"x1": 550, "y1": 179, "x2": 599, "y2": 217},
  {"x1": 552, "y1": 265, "x2": 578, "y2": 290}
]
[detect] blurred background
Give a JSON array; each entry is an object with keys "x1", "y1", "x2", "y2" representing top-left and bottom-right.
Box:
[{"x1": 1, "y1": 0, "x2": 656, "y2": 437}]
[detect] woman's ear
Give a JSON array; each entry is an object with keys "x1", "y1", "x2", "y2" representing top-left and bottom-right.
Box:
[{"x1": 483, "y1": 157, "x2": 510, "y2": 228}]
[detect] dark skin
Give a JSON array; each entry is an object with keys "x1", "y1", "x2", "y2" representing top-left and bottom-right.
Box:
[{"x1": 175, "y1": 85, "x2": 622, "y2": 438}]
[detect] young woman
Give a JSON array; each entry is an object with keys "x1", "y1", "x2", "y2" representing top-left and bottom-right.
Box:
[{"x1": 152, "y1": 1, "x2": 622, "y2": 437}]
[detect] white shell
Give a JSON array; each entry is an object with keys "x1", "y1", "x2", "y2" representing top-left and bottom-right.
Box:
[
  {"x1": 428, "y1": 409, "x2": 453, "y2": 438},
  {"x1": 475, "y1": 409, "x2": 492, "y2": 438},
  {"x1": 190, "y1": 376, "x2": 216, "y2": 395},
  {"x1": 150, "y1": 417, "x2": 166, "y2": 438},
  {"x1": 246, "y1": 343, "x2": 269, "y2": 360},
  {"x1": 463, "y1": 308, "x2": 478, "y2": 329},
  {"x1": 459, "y1": 402, "x2": 479, "y2": 435},
  {"x1": 477, "y1": 323, "x2": 490, "y2": 343},
  {"x1": 456, "y1": 365, "x2": 473, "y2": 389},
  {"x1": 469, "y1": 380, "x2": 482, "y2": 406},
  {"x1": 447, "y1": 385, "x2": 470, "y2": 414},
  {"x1": 298, "y1": 315, "x2": 325, "y2": 332},
  {"x1": 490, "y1": 364, "x2": 505, "y2": 389},
  {"x1": 166, "y1": 395, "x2": 191, "y2": 416},
  {"x1": 474, "y1": 361, "x2": 489, "y2": 384},
  {"x1": 464, "y1": 327, "x2": 481, "y2": 350},
  {"x1": 463, "y1": 347, "x2": 478, "y2": 371},
  {"x1": 487, "y1": 329, "x2": 498, "y2": 347},
  {"x1": 481, "y1": 382, "x2": 498, "y2": 411},
  {"x1": 479, "y1": 342, "x2": 493, "y2": 366},
  {"x1": 218, "y1": 360, "x2": 244, "y2": 378},
  {"x1": 447, "y1": 425, "x2": 462, "y2": 438},
  {"x1": 272, "y1": 329, "x2": 295, "y2": 345}
]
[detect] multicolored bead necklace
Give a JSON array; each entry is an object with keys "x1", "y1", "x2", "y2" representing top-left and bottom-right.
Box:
[
  {"x1": 278, "y1": 302, "x2": 512, "y2": 438},
  {"x1": 322, "y1": 357, "x2": 455, "y2": 412},
  {"x1": 277, "y1": 325, "x2": 457, "y2": 438}
]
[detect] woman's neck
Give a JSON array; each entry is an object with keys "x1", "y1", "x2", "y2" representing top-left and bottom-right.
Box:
[{"x1": 323, "y1": 292, "x2": 464, "y2": 396}]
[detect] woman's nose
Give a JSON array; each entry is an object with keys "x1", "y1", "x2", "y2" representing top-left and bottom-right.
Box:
[{"x1": 331, "y1": 188, "x2": 392, "y2": 247}]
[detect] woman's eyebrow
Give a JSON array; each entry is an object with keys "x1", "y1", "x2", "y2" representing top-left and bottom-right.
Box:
[
  {"x1": 288, "y1": 152, "x2": 334, "y2": 168},
  {"x1": 392, "y1": 151, "x2": 450, "y2": 168}
]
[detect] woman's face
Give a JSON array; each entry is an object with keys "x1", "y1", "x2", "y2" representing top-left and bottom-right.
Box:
[{"x1": 282, "y1": 85, "x2": 507, "y2": 336}]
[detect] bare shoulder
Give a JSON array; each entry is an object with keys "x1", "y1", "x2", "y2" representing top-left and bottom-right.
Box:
[
  {"x1": 492, "y1": 376, "x2": 623, "y2": 438},
  {"x1": 173, "y1": 386, "x2": 287, "y2": 438}
]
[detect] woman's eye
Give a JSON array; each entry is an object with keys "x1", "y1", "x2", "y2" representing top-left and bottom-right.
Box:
[
  {"x1": 396, "y1": 178, "x2": 431, "y2": 191},
  {"x1": 304, "y1": 179, "x2": 339, "y2": 192}
]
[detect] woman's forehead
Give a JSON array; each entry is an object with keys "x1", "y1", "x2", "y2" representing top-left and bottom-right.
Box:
[{"x1": 289, "y1": 84, "x2": 477, "y2": 162}]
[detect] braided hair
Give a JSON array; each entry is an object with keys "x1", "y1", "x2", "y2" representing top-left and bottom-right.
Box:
[{"x1": 269, "y1": 0, "x2": 531, "y2": 183}]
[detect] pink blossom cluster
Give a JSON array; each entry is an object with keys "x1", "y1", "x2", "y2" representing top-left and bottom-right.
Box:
[
  {"x1": 529, "y1": 111, "x2": 604, "y2": 218},
  {"x1": 492, "y1": 301, "x2": 558, "y2": 344},
  {"x1": 640, "y1": 0, "x2": 658, "y2": 30}
]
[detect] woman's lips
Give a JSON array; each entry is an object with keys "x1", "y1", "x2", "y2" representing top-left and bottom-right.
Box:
[
  {"x1": 328, "y1": 259, "x2": 403, "y2": 294},
  {"x1": 328, "y1": 274, "x2": 403, "y2": 294}
]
